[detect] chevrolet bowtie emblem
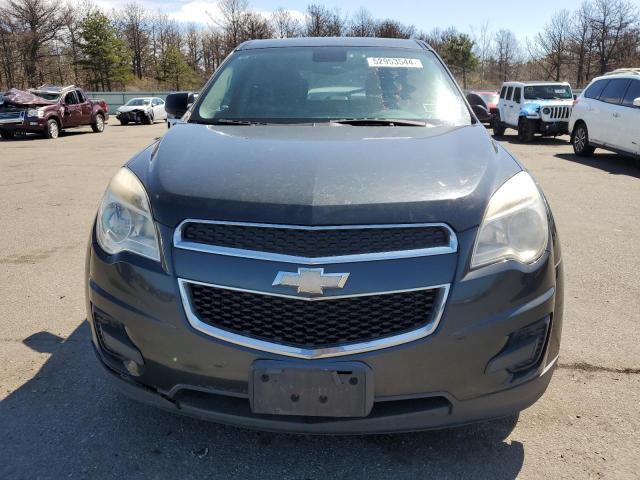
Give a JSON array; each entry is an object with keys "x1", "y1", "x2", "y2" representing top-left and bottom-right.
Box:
[{"x1": 272, "y1": 268, "x2": 350, "y2": 296}]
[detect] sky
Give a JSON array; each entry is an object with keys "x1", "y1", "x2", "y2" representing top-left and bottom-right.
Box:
[{"x1": 94, "y1": 0, "x2": 594, "y2": 41}]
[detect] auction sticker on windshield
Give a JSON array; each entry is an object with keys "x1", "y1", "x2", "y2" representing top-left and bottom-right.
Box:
[{"x1": 367, "y1": 58, "x2": 423, "y2": 68}]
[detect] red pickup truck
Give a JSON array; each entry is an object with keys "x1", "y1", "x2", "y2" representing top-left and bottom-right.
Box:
[{"x1": 0, "y1": 85, "x2": 109, "y2": 139}]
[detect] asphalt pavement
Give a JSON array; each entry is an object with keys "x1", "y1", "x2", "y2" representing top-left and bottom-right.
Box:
[{"x1": 1, "y1": 121, "x2": 638, "y2": 479}]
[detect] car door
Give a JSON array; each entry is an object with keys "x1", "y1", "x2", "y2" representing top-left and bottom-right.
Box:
[
  {"x1": 76, "y1": 90, "x2": 92, "y2": 125},
  {"x1": 619, "y1": 79, "x2": 640, "y2": 155},
  {"x1": 502, "y1": 86, "x2": 515, "y2": 126},
  {"x1": 577, "y1": 79, "x2": 609, "y2": 142},
  {"x1": 62, "y1": 91, "x2": 82, "y2": 128},
  {"x1": 498, "y1": 85, "x2": 508, "y2": 123},
  {"x1": 596, "y1": 78, "x2": 631, "y2": 150},
  {"x1": 153, "y1": 98, "x2": 167, "y2": 120},
  {"x1": 510, "y1": 87, "x2": 522, "y2": 126}
]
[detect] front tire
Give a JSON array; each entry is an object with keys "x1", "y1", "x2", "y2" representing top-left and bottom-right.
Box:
[
  {"x1": 120, "y1": 119, "x2": 129, "y2": 126},
  {"x1": 92, "y1": 113, "x2": 105, "y2": 133},
  {"x1": 45, "y1": 119, "x2": 60, "y2": 139},
  {"x1": 0, "y1": 129, "x2": 15, "y2": 140},
  {"x1": 572, "y1": 123, "x2": 595, "y2": 157},
  {"x1": 517, "y1": 119, "x2": 535, "y2": 142},
  {"x1": 492, "y1": 116, "x2": 505, "y2": 137}
]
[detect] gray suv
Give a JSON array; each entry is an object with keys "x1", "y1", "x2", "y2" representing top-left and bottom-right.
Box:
[{"x1": 86, "y1": 37, "x2": 563, "y2": 434}]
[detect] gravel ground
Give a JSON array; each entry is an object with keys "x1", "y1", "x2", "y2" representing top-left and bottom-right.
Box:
[{"x1": 0, "y1": 121, "x2": 638, "y2": 479}]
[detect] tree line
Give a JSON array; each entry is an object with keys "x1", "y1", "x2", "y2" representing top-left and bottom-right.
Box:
[{"x1": 0, "y1": 0, "x2": 638, "y2": 93}]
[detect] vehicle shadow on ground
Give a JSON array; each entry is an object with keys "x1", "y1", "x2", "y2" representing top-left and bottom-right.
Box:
[
  {"x1": 555, "y1": 152, "x2": 640, "y2": 178},
  {"x1": 0, "y1": 323, "x2": 525, "y2": 480},
  {"x1": 493, "y1": 134, "x2": 570, "y2": 147}
]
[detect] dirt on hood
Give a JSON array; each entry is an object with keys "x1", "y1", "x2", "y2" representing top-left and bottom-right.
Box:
[{"x1": 0, "y1": 88, "x2": 56, "y2": 107}]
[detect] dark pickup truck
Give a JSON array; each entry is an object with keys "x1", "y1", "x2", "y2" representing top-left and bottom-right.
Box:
[{"x1": 0, "y1": 85, "x2": 109, "y2": 139}]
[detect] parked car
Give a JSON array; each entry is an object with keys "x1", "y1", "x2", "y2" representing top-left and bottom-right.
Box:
[
  {"x1": 466, "y1": 91, "x2": 499, "y2": 123},
  {"x1": 0, "y1": 85, "x2": 108, "y2": 139},
  {"x1": 86, "y1": 37, "x2": 563, "y2": 434},
  {"x1": 569, "y1": 68, "x2": 640, "y2": 158},
  {"x1": 116, "y1": 97, "x2": 167, "y2": 125},
  {"x1": 166, "y1": 92, "x2": 198, "y2": 129},
  {"x1": 492, "y1": 81, "x2": 573, "y2": 142}
]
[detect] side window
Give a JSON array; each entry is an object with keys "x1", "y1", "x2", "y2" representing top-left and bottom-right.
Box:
[
  {"x1": 64, "y1": 91, "x2": 78, "y2": 105},
  {"x1": 599, "y1": 79, "x2": 631, "y2": 105},
  {"x1": 75, "y1": 90, "x2": 85, "y2": 103},
  {"x1": 584, "y1": 79, "x2": 608, "y2": 99},
  {"x1": 621, "y1": 80, "x2": 640, "y2": 107},
  {"x1": 500, "y1": 86, "x2": 507, "y2": 99},
  {"x1": 513, "y1": 87, "x2": 521, "y2": 103},
  {"x1": 506, "y1": 86, "x2": 514, "y2": 100},
  {"x1": 151, "y1": 98, "x2": 158, "y2": 106}
]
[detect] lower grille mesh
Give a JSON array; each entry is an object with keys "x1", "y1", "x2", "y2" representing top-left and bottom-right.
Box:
[{"x1": 188, "y1": 283, "x2": 440, "y2": 349}]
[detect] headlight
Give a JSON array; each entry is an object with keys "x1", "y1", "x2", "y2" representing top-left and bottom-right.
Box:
[
  {"x1": 27, "y1": 108, "x2": 44, "y2": 118},
  {"x1": 96, "y1": 168, "x2": 160, "y2": 261},
  {"x1": 471, "y1": 172, "x2": 548, "y2": 269},
  {"x1": 542, "y1": 107, "x2": 551, "y2": 115}
]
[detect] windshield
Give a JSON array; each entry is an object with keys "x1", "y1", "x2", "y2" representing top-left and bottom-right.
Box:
[
  {"x1": 31, "y1": 92, "x2": 60, "y2": 101},
  {"x1": 524, "y1": 85, "x2": 572, "y2": 100},
  {"x1": 479, "y1": 93, "x2": 499, "y2": 105},
  {"x1": 126, "y1": 99, "x2": 150, "y2": 106},
  {"x1": 194, "y1": 47, "x2": 471, "y2": 126}
]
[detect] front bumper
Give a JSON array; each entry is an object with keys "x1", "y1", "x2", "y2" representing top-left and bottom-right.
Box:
[
  {"x1": 538, "y1": 120, "x2": 569, "y2": 136},
  {"x1": 86, "y1": 222, "x2": 563, "y2": 434},
  {"x1": 0, "y1": 113, "x2": 46, "y2": 133}
]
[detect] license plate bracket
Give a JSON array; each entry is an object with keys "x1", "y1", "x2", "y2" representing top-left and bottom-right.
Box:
[{"x1": 249, "y1": 360, "x2": 374, "y2": 417}]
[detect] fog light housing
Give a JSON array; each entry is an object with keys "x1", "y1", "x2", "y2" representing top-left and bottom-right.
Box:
[
  {"x1": 486, "y1": 316, "x2": 550, "y2": 375},
  {"x1": 92, "y1": 307, "x2": 145, "y2": 376}
]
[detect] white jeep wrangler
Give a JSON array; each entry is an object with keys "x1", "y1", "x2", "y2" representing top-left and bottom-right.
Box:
[{"x1": 492, "y1": 81, "x2": 574, "y2": 142}]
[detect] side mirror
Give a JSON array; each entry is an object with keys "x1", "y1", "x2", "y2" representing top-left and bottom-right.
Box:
[
  {"x1": 165, "y1": 92, "x2": 190, "y2": 117},
  {"x1": 633, "y1": 97, "x2": 640, "y2": 108}
]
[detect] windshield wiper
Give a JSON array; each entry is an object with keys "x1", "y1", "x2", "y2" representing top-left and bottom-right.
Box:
[
  {"x1": 209, "y1": 118, "x2": 266, "y2": 125},
  {"x1": 330, "y1": 118, "x2": 427, "y2": 127}
]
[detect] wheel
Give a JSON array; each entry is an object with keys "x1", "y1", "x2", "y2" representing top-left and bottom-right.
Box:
[
  {"x1": 45, "y1": 119, "x2": 60, "y2": 139},
  {"x1": 92, "y1": 113, "x2": 105, "y2": 133},
  {"x1": 120, "y1": 120, "x2": 129, "y2": 126},
  {"x1": 572, "y1": 122, "x2": 595, "y2": 157},
  {"x1": 517, "y1": 119, "x2": 535, "y2": 142},
  {"x1": 492, "y1": 116, "x2": 505, "y2": 137},
  {"x1": 142, "y1": 112, "x2": 152, "y2": 125},
  {"x1": 0, "y1": 129, "x2": 15, "y2": 140}
]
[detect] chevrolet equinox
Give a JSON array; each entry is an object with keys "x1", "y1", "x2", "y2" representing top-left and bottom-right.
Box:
[{"x1": 85, "y1": 38, "x2": 563, "y2": 434}]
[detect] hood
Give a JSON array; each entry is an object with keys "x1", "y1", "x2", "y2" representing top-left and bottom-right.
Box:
[
  {"x1": 128, "y1": 123, "x2": 521, "y2": 231},
  {"x1": 118, "y1": 105, "x2": 150, "y2": 113},
  {"x1": 0, "y1": 88, "x2": 55, "y2": 108}
]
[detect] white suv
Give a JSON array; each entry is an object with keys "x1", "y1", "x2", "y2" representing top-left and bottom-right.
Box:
[
  {"x1": 569, "y1": 69, "x2": 640, "y2": 157},
  {"x1": 493, "y1": 81, "x2": 573, "y2": 142}
]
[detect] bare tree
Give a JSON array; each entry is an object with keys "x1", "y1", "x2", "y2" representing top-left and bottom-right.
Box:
[
  {"x1": 0, "y1": 0, "x2": 67, "y2": 86},
  {"x1": 530, "y1": 9, "x2": 572, "y2": 81},
  {"x1": 494, "y1": 29, "x2": 520, "y2": 82},
  {"x1": 375, "y1": 19, "x2": 415, "y2": 39},
  {"x1": 215, "y1": 0, "x2": 249, "y2": 47},
  {"x1": 270, "y1": 8, "x2": 300, "y2": 38},
  {"x1": 571, "y1": 2, "x2": 595, "y2": 87},
  {"x1": 305, "y1": 4, "x2": 344, "y2": 37},
  {"x1": 590, "y1": 0, "x2": 638, "y2": 74},
  {"x1": 471, "y1": 21, "x2": 492, "y2": 86},
  {"x1": 113, "y1": 1, "x2": 151, "y2": 79},
  {"x1": 348, "y1": 7, "x2": 376, "y2": 37}
]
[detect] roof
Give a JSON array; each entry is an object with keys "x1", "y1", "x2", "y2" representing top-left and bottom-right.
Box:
[
  {"x1": 603, "y1": 68, "x2": 640, "y2": 76},
  {"x1": 236, "y1": 37, "x2": 429, "y2": 51},
  {"x1": 503, "y1": 81, "x2": 570, "y2": 85}
]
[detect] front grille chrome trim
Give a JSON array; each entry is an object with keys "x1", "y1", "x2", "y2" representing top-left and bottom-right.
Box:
[
  {"x1": 173, "y1": 219, "x2": 458, "y2": 264},
  {"x1": 178, "y1": 278, "x2": 450, "y2": 359}
]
